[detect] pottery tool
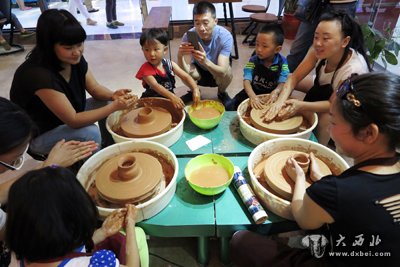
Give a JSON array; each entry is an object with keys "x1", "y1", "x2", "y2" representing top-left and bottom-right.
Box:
[{"x1": 233, "y1": 166, "x2": 268, "y2": 224}]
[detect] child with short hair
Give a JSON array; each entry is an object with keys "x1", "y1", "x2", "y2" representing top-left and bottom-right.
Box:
[
  {"x1": 136, "y1": 28, "x2": 201, "y2": 109},
  {"x1": 228, "y1": 24, "x2": 289, "y2": 111}
]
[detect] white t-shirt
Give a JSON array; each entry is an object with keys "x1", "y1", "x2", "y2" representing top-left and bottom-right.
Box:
[{"x1": 318, "y1": 48, "x2": 369, "y2": 90}]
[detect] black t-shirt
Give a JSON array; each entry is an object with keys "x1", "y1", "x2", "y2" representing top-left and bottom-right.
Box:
[
  {"x1": 10, "y1": 57, "x2": 88, "y2": 135},
  {"x1": 307, "y1": 170, "x2": 400, "y2": 266}
]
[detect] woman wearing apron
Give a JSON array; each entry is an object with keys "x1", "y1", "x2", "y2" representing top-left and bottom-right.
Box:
[{"x1": 264, "y1": 11, "x2": 371, "y2": 145}]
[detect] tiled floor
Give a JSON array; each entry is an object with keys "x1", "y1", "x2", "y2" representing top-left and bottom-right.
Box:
[{"x1": 0, "y1": 31, "x2": 293, "y2": 266}]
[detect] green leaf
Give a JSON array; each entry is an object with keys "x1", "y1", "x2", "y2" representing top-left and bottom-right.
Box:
[
  {"x1": 376, "y1": 39, "x2": 386, "y2": 51},
  {"x1": 384, "y1": 50, "x2": 398, "y2": 65},
  {"x1": 393, "y1": 42, "x2": 400, "y2": 56},
  {"x1": 361, "y1": 24, "x2": 372, "y2": 37},
  {"x1": 365, "y1": 37, "x2": 375, "y2": 52}
]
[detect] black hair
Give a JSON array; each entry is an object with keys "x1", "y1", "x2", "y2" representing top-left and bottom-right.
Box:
[
  {"x1": 258, "y1": 23, "x2": 284, "y2": 46},
  {"x1": 139, "y1": 28, "x2": 169, "y2": 47},
  {"x1": 319, "y1": 11, "x2": 372, "y2": 71},
  {"x1": 193, "y1": 1, "x2": 216, "y2": 18},
  {"x1": 28, "y1": 9, "x2": 87, "y2": 71},
  {"x1": 336, "y1": 72, "x2": 400, "y2": 149},
  {"x1": 5, "y1": 167, "x2": 98, "y2": 262},
  {"x1": 0, "y1": 97, "x2": 34, "y2": 155}
]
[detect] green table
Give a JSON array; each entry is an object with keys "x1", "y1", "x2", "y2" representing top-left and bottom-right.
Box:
[
  {"x1": 214, "y1": 156, "x2": 299, "y2": 264},
  {"x1": 169, "y1": 116, "x2": 213, "y2": 157},
  {"x1": 137, "y1": 157, "x2": 215, "y2": 265},
  {"x1": 139, "y1": 111, "x2": 315, "y2": 266}
]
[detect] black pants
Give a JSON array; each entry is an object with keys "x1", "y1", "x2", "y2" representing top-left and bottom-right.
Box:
[{"x1": 105, "y1": 0, "x2": 116, "y2": 22}]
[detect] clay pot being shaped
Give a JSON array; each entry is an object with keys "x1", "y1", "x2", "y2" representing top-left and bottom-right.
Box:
[
  {"x1": 106, "y1": 97, "x2": 186, "y2": 147},
  {"x1": 95, "y1": 152, "x2": 163, "y2": 204},
  {"x1": 117, "y1": 154, "x2": 142, "y2": 181},
  {"x1": 292, "y1": 152, "x2": 310, "y2": 174},
  {"x1": 77, "y1": 141, "x2": 178, "y2": 221},
  {"x1": 237, "y1": 94, "x2": 319, "y2": 145},
  {"x1": 248, "y1": 138, "x2": 349, "y2": 220},
  {"x1": 120, "y1": 107, "x2": 172, "y2": 138}
]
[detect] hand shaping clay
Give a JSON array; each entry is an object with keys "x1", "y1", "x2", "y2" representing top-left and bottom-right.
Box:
[
  {"x1": 250, "y1": 107, "x2": 303, "y2": 134},
  {"x1": 263, "y1": 150, "x2": 332, "y2": 200}
]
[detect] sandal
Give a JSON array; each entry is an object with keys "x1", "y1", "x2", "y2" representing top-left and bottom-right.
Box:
[
  {"x1": 0, "y1": 40, "x2": 12, "y2": 51},
  {"x1": 86, "y1": 18, "x2": 97, "y2": 26}
]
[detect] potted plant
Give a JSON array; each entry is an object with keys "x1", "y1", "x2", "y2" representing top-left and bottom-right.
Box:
[
  {"x1": 361, "y1": 24, "x2": 399, "y2": 69},
  {"x1": 282, "y1": 0, "x2": 301, "y2": 40}
]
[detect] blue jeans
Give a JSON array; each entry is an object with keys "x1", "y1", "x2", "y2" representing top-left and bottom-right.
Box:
[
  {"x1": 29, "y1": 98, "x2": 109, "y2": 155},
  {"x1": 287, "y1": 2, "x2": 358, "y2": 72}
]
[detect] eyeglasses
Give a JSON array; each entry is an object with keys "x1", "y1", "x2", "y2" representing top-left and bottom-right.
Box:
[
  {"x1": 0, "y1": 145, "x2": 29, "y2": 171},
  {"x1": 336, "y1": 75, "x2": 361, "y2": 107}
]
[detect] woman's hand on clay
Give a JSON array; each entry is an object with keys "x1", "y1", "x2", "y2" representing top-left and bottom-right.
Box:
[
  {"x1": 112, "y1": 89, "x2": 132, "y2": 101},
  {"x1": 265, "y1": 89, "x2": 280, "y2": 105},
  {"x1": 277, "y1": 99, "x2": 302, "y2": 120},
  {"x1": 112, "y1": 94, "x2": 137, "y2": 110},
  {"x1": 101, "y1": 208, "x2": 127, "y2": 237},
  {"x1": 44, "y1": 139, "x2": 98, "y2": 167},
  {"x1": 309, "y1": 152, "x2": 323, "y2": 182},
  {"x1": 262, "y1": 101, "x2": 283, "y2": 122},
  {"x1": 284, "y1": 157, "x2": 306, "y2": 182},
  {"x1": 250, "y1": 96, "x2": 264, "y2": 110},
  {"x1": 125, "y1": 204, "x2": 138, "y2": 227},
  {"x1": 170, "y1": 94, "x2": 185, "y2": 109}
]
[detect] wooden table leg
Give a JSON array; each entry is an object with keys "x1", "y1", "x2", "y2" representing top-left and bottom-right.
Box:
[{"x1": 197, "y1": 236, "x2": 209, "y2": 266}]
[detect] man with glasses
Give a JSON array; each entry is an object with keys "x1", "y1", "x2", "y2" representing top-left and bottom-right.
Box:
[{"x1": 177, "y1": 1, "x2": 233, "y2": 106}]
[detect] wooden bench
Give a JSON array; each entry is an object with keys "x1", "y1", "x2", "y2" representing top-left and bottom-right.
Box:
[{"x1": 142, "y1": 6, "x2": 173, "y2": 57}]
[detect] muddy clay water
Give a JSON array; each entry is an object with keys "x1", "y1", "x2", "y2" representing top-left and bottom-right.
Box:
[
  {"x1": 190, "y1": 106, "x2": 221, "y2": 120},
  {"x1": 188, "y1": 165, "x2": 229, "y2": 187}
]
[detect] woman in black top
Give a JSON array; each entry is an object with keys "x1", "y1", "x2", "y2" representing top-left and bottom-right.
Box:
[
  {"x1": 10, "y1": 9, "x2": 136, "y2": 156},
  {"x1": 231, "y1": 73, "x2": 400, "y2": 267}
]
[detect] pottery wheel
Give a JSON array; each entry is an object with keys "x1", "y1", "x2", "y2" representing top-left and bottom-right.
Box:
[
  {"x1": 250, "y1": 108, "x2": 303, "y2": 134},
  {"x1": 120, "y1": 107, "x2": 172, "y2": 137},
  {"x1": 95, "y1": 152, "x2": 163, "y2": 203},
  {"x1": 263, "y1": 151, "x2": 332, "y2": 200}
]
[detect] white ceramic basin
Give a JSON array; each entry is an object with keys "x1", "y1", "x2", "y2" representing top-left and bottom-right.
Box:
[
  {"x1": 237, "y1": 95, "x2": 318, "y2": 145},
  {"x1": 106, "y1": 97, "x2": 185, "y2": 147},
  {"x1": 248, "y1": 138, "x2": 349, "y2": 220},
  {"x1": 77, "y1": 140, "x2": 178, "y2": 221}
]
